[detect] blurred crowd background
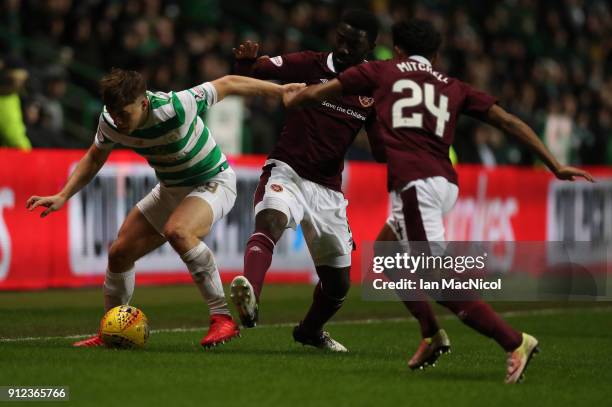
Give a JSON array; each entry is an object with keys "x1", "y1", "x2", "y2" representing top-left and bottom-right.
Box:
[{"x1": 0, "y1": 0, "x2": 610, "y2": 166}]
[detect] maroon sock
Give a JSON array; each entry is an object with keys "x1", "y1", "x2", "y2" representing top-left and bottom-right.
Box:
[
  {"x1": 244, "y1": 231, "x2": 275, "y2": 300},
  {"x1": 300, "y1": 282, "x2": 344, "y2": 335},
  {"x1": 382, "y1": 259, "x2": 440, "y2": 338},
  {"x1": 400, "y1": 300, "x2": 440, "y2": 338},
  {"x1": 441, "y1": 300, "x2": 522, "y2": 351}
]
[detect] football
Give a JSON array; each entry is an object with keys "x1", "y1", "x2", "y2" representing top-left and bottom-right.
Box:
[{"x1": 100, "y1": 305, "x2": 150, "y2": 349}]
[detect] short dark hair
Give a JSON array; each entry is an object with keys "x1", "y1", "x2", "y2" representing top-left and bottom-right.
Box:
[
  {"x1": 99, "y1": 68, "x2": 146, "y2": 111},
  {"x1": 340, "y1": 9, "x2": 379, "y2": 44},
  {"x1": 392, "y1": 19, "x2": 441, "y2": 59}
]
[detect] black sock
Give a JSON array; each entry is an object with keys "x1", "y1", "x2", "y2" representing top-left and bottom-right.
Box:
[{"x1": 300, "y1": 282, "x2": 344, "y2": 335}]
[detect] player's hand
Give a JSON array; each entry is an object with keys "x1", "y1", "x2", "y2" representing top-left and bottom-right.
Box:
[
  {"x1": 282, "y1": 84, "x2": 306, "y2": 108},
  {"x1": 233, "y1": 40, "x2": 259, "y2": 60},
  {"x1": 26, "y1": 194, "x2": 67, "y2": 218},
  {"x1": 554, "y1": 166, "x2": 595, "y2": 182}
]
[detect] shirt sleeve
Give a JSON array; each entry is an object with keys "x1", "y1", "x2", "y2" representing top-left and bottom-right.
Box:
[
  {"x1": 175, "y1": 82, "x2": 219, "y2": 119},
  {"x1": 337, "y1": 61, "x2": 379, "y2": 96},
  {"x1": 94, "y1": 111, "x2": 117, "y2": 150},
  {"x1": 461, "y1": 82, "x2": 498, "y2": 120},
  {"x1": 234, "y1": 52, "x2": 315, "y2": 82},
  {"x1": 364, "y1": 111, "x2": 386, "y2": 163},
  {"x1": 188, "y1": 82, "x2": 218, "y2": 112}
]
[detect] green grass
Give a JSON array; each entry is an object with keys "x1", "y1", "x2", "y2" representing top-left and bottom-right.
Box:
[{"x1": 1, "y1": 285, "x2": 611, "y2": 406}]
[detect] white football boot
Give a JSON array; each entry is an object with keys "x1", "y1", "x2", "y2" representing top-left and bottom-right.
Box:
[{"x1": 230, "y1": 276, "x2": 259, "y2": 328}]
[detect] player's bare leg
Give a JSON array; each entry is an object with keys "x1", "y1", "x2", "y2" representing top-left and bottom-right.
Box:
[
  {"x1": 375, "y1": 223, "x2": 449, "y2": 368},
  {"x1": 164, "y1": 196, "x2": 239, "y2": 348},
  {"x1": 293, "y1": 265, "x2": 349, "y2": 352},
  {"x1": 73, "y1": 207, "x2": 166, "y2": 347},
  {"x1": 231, "y1": 208, "x2": 286, "y2": 327},
  {"x1": 104, "y1": 207, "x2": 167, "y2": 309}
]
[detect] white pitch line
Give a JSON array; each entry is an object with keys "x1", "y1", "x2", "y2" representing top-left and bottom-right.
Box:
[{"x1": 1, "y1": 307, "x2": 610, "y2": 343}]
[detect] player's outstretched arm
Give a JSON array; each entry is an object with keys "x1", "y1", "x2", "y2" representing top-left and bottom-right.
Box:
[
  {"x1": 210, "y1": 75, "x2": 305, "y2": 102},
  {"x1": 26, "y1": 144, "x2": 111, "y2": 217},
  {"x1": 283, "y1": 79, "x2": 343, "y2": 109},
  {"x1": 485, "y1": 104, "x2": 594, "y2": 182}
]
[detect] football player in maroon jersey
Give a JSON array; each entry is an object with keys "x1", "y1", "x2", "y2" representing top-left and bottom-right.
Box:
[
  {"x1": 284, "y1": 19, "x2": 593, "y2": 382},
  {"x1": 229, "y1": 9, "x2": 385, "y2": 352}
]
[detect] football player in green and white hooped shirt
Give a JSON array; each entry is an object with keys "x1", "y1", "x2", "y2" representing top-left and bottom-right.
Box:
[{"x1": 26, "y1": 68, "x2": 305, "y2": 348}]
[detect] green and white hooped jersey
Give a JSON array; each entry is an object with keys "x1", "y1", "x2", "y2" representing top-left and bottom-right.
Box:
[{"x1": 94, "y1": 82, "x2": 228, "y2": 187}]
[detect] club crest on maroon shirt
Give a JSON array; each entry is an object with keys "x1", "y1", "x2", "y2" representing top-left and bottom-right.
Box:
[
  {"x1": 270, "y1": 56, "x2": 283, "y2": 67},
  {"x1": 359, "y1": 96, "x2": 374, "y2": 108},
  {"x1": 270, "y1": 184, "x2": 283, "y2": 192}
]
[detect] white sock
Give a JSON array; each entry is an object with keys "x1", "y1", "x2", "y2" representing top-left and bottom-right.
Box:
[
  {"x1": 103, "y1": 267, "x2": 135, "y2": 311},
  {"x1": 181, "y1": 242, "x2": 230, "y2": 316}
]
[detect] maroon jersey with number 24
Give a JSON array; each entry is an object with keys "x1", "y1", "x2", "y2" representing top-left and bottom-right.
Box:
[{"x1": 337, "y1": 56, "x2": 497, "y2": 191}]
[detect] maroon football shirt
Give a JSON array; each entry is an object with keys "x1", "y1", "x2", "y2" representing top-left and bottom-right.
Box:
[
  {"x1": 337, "y1": 56, "x2": 497, "y2": 190},
  {"x1": 235, "y1": 51, "x2": 382, "y2": 192}
]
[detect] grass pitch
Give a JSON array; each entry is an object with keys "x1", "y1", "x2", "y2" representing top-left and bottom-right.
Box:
[{"x1": 1, "y1": 284, "x2": 611, "y2": 406}]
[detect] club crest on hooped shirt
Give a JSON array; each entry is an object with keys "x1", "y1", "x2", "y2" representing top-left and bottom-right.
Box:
[
  {"x1": 191, "y1": 86, "x2": 207, "y2": 101},
  {"x1": 359, "y1": 96, "x2": 374, "y2": 108}
]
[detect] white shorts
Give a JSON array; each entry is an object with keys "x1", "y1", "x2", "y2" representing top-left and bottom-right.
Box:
[
  {"x1": 136, "y1": 167, "x2": 237, "y2": 235},
  {"x1": 254, "y1": 159, "x2": 353, "y2": 268},
  {"x1": 386, "y1": 176, "x2": 459, "y2": 244}
]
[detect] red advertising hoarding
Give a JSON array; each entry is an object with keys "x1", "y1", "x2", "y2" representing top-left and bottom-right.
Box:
[{"x1": 0, "y1": 148, "x2": 610, "y2": 290}]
